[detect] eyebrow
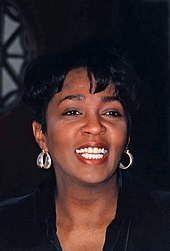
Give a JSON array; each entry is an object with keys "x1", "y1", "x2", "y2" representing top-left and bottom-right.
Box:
[
  {"x1": 59, "y1": 95, "x2": 86, "y2": 103},
  {"x1": 59, "y1": 94, "x2": 119, "y2": 104},
  {"x1": 101, "y1": 96, "x2": 119, "y2": 102}
]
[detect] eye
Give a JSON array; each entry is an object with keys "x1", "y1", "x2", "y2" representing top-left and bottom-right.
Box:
[
  {"x1": 104, "y1": 110, "x2": 121, "y2": 117},
  {"x1": 62, "y1": 109, "x2": 82, "y2": 116}
]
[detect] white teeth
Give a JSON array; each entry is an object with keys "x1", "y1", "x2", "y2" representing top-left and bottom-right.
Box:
[
  {"x1": 81, "y1": 153, "x2": 104, "y2": 159},
  {"x1": 75, "y1": 147, "x2": 108, "y2": 159},
  {"x1": 93, "y1": 147, "x2": 98, "y2": 153},
  {"x1": 88, "y1": 147, "x2": 93, "y2": 153},
  {"x1": 101, "y1": 148, "x2": 105, "y2": 154}
]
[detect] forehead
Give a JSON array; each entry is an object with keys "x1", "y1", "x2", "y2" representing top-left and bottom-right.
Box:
[
  {"x1": 63, "y1": 67, "x2": 89, "y2": 88},
  {"x1": 62, "y1": 67, "x2": 115, "y2": 95}
]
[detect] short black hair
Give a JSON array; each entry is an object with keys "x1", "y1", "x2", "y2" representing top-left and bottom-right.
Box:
[{"x1": 23, "y1": 39, "x2": 141, "y2": 135}]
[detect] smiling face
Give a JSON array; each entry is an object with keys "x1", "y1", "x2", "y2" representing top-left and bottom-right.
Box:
[{"x1": 33, "y1": 67, "x2": 128, "y2": 187}]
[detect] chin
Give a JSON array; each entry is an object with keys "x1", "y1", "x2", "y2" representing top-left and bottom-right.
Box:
[{"x1": 78, "y1": 171, "x2": 117, "y2": 186}]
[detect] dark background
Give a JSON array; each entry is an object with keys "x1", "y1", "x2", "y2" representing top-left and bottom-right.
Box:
[{"x1": 0, "y1": 0, "x2": 169, "y2": 196}]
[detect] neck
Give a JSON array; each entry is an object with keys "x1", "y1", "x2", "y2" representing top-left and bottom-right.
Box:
[{"x1": 55, "y1": 173, "x2": 119, "y2": 230}]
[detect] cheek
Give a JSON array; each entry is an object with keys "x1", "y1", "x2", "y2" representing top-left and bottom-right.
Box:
[
  {"x1": 46, "y1": 121, "x2": 75, "y2": 152},
  {"x1": 109, "y1": 124, "x2": 127, "y2": 149},
  {"x1": 45, "y1": 122, "x2": 62, "y2": 149},
  {"x1": 46, "y1": 132, "x2": 68, "y2": 167}
]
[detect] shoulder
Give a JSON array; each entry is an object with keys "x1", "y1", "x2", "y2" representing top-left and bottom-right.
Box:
[
  {"x1": 131, "y1": 172, "x2": 170, "y2": 212},
  {"x1": 126, "y1": 171, "x2": 170, "y2": 249},
  {"x1": 0, "y1": 174, "x2": 55, "y2": 250}
]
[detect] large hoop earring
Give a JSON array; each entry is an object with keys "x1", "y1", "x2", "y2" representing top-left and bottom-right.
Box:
[
  {"x1": 119, "y1": 149, "x2": 133, "y2": 169},
  {"x1": 36, "y1": 150, "x2": 51, "y2": 169}
]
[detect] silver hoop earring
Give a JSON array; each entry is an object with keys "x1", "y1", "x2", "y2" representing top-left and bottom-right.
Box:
[
  {"x1": 119, "y1": 149, "x2": 133, "y2": 169},
  {"x1": 36, "y1": 150, "x2": 51, "y2": 169}
]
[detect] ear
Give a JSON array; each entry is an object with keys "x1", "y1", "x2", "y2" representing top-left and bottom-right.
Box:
[{"x1": 32, "y1": 121, "x2": 49, "y2": 152}]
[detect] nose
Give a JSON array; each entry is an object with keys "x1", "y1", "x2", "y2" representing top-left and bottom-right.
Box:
[{"x1": 81, "y1": 115, "x2": 106, "y2": 136}]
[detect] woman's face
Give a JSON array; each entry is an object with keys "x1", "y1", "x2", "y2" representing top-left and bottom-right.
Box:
[{"x1": 34, "y1": 67, "x2": 127, "y2": 186}]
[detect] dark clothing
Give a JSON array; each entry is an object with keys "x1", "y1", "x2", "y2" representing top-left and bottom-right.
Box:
[{"x1": 0, "y1": 170, "x2": 170, "y2": 250}]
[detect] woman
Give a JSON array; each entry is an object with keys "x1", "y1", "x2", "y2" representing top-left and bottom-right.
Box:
[{"x1": 0, "y1": 41, "x2": 169, "y2": 250}]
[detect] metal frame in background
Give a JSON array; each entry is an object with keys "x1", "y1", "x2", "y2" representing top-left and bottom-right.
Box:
[{"x1": 0, "y1": 0, "x2": 31, "y2": 113}]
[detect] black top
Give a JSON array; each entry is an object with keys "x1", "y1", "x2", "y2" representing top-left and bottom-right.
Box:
[{"x1": 0, "y1": 170, "x2": 170, "y2": 251}]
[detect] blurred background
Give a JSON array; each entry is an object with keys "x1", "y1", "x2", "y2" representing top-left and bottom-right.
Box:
[{"x1": 0, "y1": 0, "x2": 169, "y2": 196}]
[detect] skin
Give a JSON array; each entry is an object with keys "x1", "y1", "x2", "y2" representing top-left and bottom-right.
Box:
[{"x1": 33, "y1": 67, "x2": 128, "y2": 251}]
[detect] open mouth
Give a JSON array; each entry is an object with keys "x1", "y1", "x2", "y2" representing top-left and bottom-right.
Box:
[{"x1": 75, "y1": 147, "x2": 108, "y2": 160}]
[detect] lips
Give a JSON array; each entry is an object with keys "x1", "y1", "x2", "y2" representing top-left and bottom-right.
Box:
[{"x1": 75, "y1": 142, "x2": 108, "y2": 162}]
